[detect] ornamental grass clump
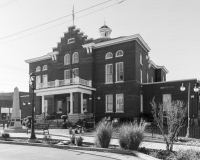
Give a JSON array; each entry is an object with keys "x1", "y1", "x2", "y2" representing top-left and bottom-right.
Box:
[
  {"x1": 94, "y1": 119, "x2": 113, "y2": 148},
  {"x1": 118, "y1": 121, "x2": 146, "y2": 150},
  {"x1": 1, "y1": 132, "x2": 10, "y2": 141}
]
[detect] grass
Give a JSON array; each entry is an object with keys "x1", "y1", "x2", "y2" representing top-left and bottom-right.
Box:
[
  {"x1": 94, "y1": 120, "x2": 113, "y2": 148},
  {"x1": 118, "y1": 121, "x2": 146, "y2": 150}
]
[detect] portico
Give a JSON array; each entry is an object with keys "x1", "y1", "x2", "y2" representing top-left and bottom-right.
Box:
[{"x1": 35, "y1": 83, "x2": 96, "y2": 122}]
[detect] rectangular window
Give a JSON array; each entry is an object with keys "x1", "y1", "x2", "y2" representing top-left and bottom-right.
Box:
[
  {"x1": 36, "y1": 76, "x2": 41, "y2": 89},
  {"x1": 106, "y1": 64, "x2": 113, "y2": 83},
  {"x1": 57, "y1": 101, "x2": 62, "y2": 113},
  {"x1": 140, "y1": 70, "x2": 142, "y2": 83},
  {"x1": 116, "y1": 62, "x2": 124, "y2": 82},
  {"x1": 43, "y1": 75, "x2": 48, "y2": 88},
  {"x1": 68, "y1": 38, "x2": 75, "y2": 44},
  {"x1": 163, "y1": 94, "x2": 171, "y2": 111},
  {"x1": 140, "y1": 94, "x2": 143, "y2": 112},
  {"x1": 116, "y1": 94, "x2": 124, "y2": 112},
  {"x1": 64, "y1": 70, "x2": 70, "y2": 79},
  {"x1": 72, "y1": 68, "x2": 79, "y2": 78},
  {"x1": 106, "y1": 95, "x2": 113, "y2": 112}
]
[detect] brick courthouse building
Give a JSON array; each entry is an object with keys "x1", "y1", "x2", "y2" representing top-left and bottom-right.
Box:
[{"x1": 24, "y1": 25, "x2": 200, "y2": 122}]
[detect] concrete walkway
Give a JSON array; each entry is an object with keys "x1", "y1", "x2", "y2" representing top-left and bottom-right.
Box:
[{"x1": 1, "y1": 128, "x2": 198, "y2": 152}]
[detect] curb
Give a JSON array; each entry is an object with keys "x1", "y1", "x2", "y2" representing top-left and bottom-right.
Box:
[{"x1": 0, "y1": 137, "x2": 160, "y2": 160}]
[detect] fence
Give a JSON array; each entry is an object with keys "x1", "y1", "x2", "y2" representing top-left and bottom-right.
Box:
[{"x1": 146, "y1": 124, "x2": 200, "y2": 139}]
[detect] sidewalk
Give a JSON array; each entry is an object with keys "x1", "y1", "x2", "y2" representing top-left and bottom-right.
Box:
[{"x1": 1, "y1": 128, "x2": 200, "y2": 152}]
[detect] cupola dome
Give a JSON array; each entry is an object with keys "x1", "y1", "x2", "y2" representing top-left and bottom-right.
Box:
[{"x1": 99, "y1": 24, "x2": 112, "y2": 39}]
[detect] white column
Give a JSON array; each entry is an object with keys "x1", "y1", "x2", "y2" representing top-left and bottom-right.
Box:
[
  {"x1": 70, "y1": 92, "x2": 73, "y2": 114},
  {"x1": 81, "y1": 93, "x2": 83, "y2": 113},
  {"x1": 42, "y1": 96, "x2": 44, "y2": 113}
]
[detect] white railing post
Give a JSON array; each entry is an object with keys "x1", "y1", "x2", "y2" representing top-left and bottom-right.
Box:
[{"x1": 55, "y1": 79, "x2": 59, "y2": 87}]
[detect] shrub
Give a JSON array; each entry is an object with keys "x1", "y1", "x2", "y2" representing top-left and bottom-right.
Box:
[
  {"x1": 167, "y1": 149, "x2": 200, "y2": 160},
  {"x1": 2, "y1": 132, "x2": 10, "y2": 141},
  {"x1": 118, "y1": 121, "x2": 146, "y2": 150},
  {"x1": 70, "y1": 134, "x2": 75, "y2": 144},
  {"x1": 94, "y1": 119, "x2": 113, "y2": 148},
  {"x1": 75, "y1": 136, "x2": 83, "y2": 146},
  {"x1": 43, "y1": 134, "x2": 52, "y2": 143}
]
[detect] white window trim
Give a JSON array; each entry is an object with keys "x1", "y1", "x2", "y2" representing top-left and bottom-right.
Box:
[
  {"x1": 64, "y1": 54, "x2": 70, "y2": 65},
  {"x1": 151, "y1": 77, "x2": 154, "y2": 83},
  {"x1": 105, "y1": 52, "x2": 113, "y2": 59},
  {"x1": 68, "y1": 38, "x2": 75, "y2": 44},
  {"x1": 140, "y1": 70, "x2": 142, "y2": 83},
  {"x1": 72, "y1": 52, "x2": 79, "y2": 64},
  {"x1": 42, "y1": 65, "x2": 48, "y2": 71},
  {"x1": 116, "y1": 93, "x2": 124, "y2": 113},
  {"x1": 140, "y1": 53, "x2": 143, "y2": 65},
  {"x1": 43, "y1": 74, "x2": 48, "y2": 83},
  {"x1": 116, "y1": 62, "x2": 124, "y2": 83},
  {"x1": 36, "y1": 66, "x2": 41, "y2": 72},
  {"x1": 105, "y1": 64, "x2": 113, "y2": 84},
  {"x1": 105, "y1": 94, "x2": 113, "y2": 113},
  {"x1": 72, "y1": 68, "x2": 79, "y2": 78},
  {"x1": 140, "y1": 94, "x2": 143, "y2": 113},
  {"x1": 64, "y1": 69, "x2": 70, "y2": 79},
  {"x1": 116, "y1": 50, "x2": 124, "y2": 57},
  {"x1": 147, "y1": 73, "x2": 149, "y2": 83}
]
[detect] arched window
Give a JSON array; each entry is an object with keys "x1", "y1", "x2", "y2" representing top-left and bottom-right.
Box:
[
  {"x1": 116, "y1": 50, "x2": 123, "y2": 57},
  {"x1": 140, "y1": 53, "x2": 143, "y2": 65},
  {"x1": 36, "y1": 66, "x2": 41, "y2": 72},
  {"x1": 105, "y1": 52, "x2": 113, "y2": 59},
  {"x1": 42, "y1": 65, "x2": 48, "y2": 71},
  {"x1": 64, "y1": 54, "x2": 70, "y2": 65},
  {"x1": 72, "y1": 52, "x2": 79, "y2": 64}
]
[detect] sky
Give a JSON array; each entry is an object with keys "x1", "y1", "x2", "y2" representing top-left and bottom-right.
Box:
[{"x1": 0, "y1": 0, "x2": 200, "y2": 92}]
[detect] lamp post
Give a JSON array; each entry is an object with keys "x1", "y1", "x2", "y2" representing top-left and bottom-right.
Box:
[
  {"x1": 28, "y1": 72, "x2": 37, "y2": 142},
  {"x1": 194, "y1": 81, "x2": 200, "y2": 117},
  {"x1": 180, "y1": 83, "x2": 190, "y2": 138}
]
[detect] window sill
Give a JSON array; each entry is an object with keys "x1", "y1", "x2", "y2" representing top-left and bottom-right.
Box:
[
  {"x1": 115, "y1": 111, "x2": 124, "y2": 113},
  {"x1": 105, "y1": 82, "x2": 113, "y2": 84},
  {"x1": 105, "y1": 111, "x2": 113, "y2": 113},
  {"x1": 115, "y1": 81, "x2": 124, "y2": 83}
]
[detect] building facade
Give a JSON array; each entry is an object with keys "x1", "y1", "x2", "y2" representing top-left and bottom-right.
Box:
[{"x1": 24, "y1": 25, "x2": 199, "y2": 122}]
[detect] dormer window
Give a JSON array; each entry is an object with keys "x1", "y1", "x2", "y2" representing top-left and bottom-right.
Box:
[
  {"x1": 105, "y1": 52, "x2": 113, "y2": 59},
  {"x1": 68, "y1": 38, "x2": 75, "y2": 44},
  {"x1": 140, "y1": 53, "x2": 143, "y2": 65},
  {"x1": 116, "y1": 50, "x2": 123, "y2": 57},
  {"x1": 72, "y1": 52, "x2": 79, "y2": 64},
  {"x1": 64, "y1": 54, "x2": 70, "y2": 65},
  {"x1": 42, "y1": 65, "x2": 48, "y2": 71},
  {"x1": 36, "y1": 66, "x2": 41, "y2": 72}
]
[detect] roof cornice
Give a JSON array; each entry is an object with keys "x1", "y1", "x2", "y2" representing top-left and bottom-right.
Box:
[
  {"x1": 149, "y1": 60, "x2": 169, "y2": 74},
  {"x1": 25, "y1": 51, "x2": 59, "y2": 63},
  {"x1": 82, "y1": 34, "x2": 151, "y2": 53}
]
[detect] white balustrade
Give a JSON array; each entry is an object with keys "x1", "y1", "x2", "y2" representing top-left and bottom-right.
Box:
[{"x1": 37, "y1": 77, "x2": 92, "y2": 89}]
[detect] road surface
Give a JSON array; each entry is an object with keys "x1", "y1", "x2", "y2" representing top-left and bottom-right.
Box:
[{"x1": 0, "y1": 143, "x2": 142, "y2": 160}]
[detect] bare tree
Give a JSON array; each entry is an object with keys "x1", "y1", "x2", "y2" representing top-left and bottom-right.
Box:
[{"x1": 151, "y1": 98, "x2": 187, "y2": 151}]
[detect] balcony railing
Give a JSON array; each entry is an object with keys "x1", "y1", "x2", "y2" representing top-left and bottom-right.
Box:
[{"x1": 36, "y1": 77, "x2": 92, "y2": 89}]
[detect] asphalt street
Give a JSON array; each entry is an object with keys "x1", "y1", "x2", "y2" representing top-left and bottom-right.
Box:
[{"x1": 0, "y1": 143, "x2": 142, "y2": 160}]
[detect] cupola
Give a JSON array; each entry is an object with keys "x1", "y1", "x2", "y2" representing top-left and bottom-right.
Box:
[{"x1": 99, "y1": 23, "x2": 112, "y2": 39}]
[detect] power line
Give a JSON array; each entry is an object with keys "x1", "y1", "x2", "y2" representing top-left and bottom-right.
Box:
[
  {"x1": 0, "y1": 0, "x2": 19, "y2": 9},
  {"x1": 0, "y1": 1, "x2": 123, "y2": 45},
  {"x1": 0, "y1": 63, "x2": 28, "y2": 73},
  {"x1": 0, "y1": 0, "x2": 114, "y2": 40}
]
